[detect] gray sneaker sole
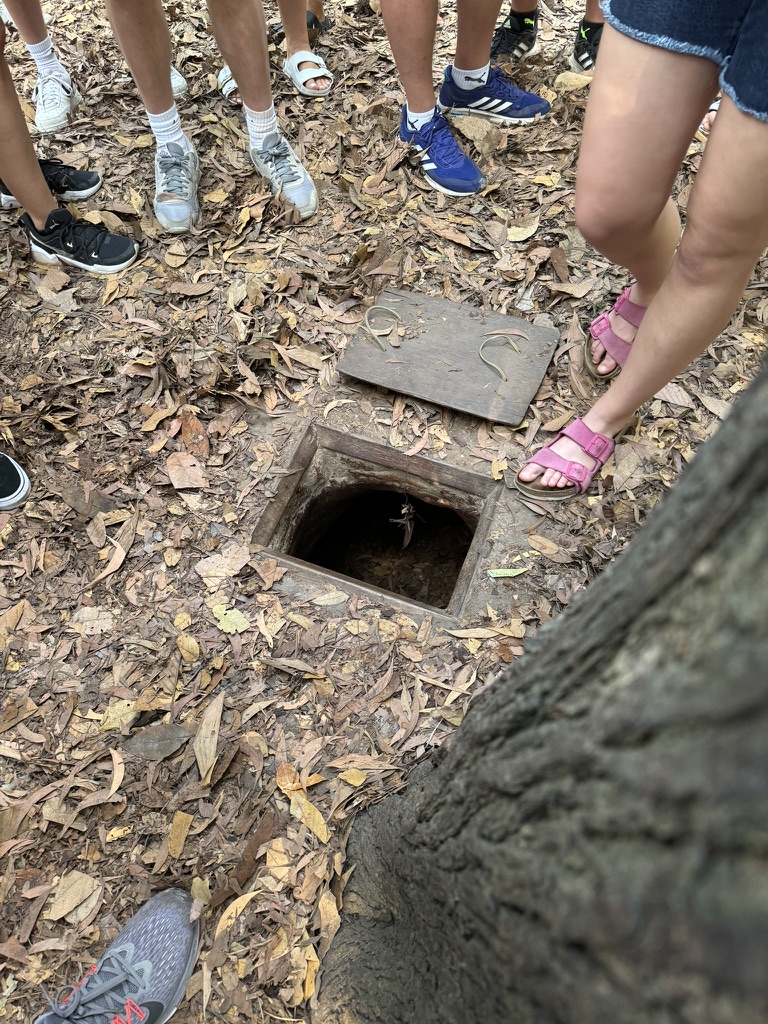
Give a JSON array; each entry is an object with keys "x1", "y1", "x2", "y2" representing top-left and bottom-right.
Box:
[{"x1": 153, "y1": 202, "x2": 201, "y2": 233}]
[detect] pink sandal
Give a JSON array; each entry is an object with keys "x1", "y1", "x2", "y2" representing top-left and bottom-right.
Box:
[
  {"x1": 585, "y1": 287, "x2": 646, "y2": 381},
  {"x1": 515, "y1": 417, "x2": 625, "y2": 502}
]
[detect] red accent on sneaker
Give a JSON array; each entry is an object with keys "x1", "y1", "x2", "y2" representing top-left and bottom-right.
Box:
[{"x1": 111, "y1": 1000, "x2": 147, "y2": 1024}]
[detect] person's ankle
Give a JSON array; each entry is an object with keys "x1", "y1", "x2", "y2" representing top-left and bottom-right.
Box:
[
  {"x1": 630, "y1": 283, "x2": 656, "y2": 307},
  {"x1": 285, "y1": 34, "x2": 311, "y2": 56},
  {"x1": 583, "y1": 407, "x2": 633, "y2": 440},
  {"x1": 31, "y1": 209, "x2": 56, "y2": 232}
]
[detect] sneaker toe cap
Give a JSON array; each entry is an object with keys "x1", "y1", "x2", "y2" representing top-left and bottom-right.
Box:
[
  {"x1": 155, "y1": 198, "x2": 198, "y2": 230},
  {"x1": 285, "y1": 179, "x2": 318, "y2": 219}
]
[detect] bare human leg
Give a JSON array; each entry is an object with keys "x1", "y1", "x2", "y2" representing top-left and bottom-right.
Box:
[
  {"x1": 517, "y1": 27, "x2": 717, "y2": 492},
  {"x1": 454, "y1": 0, "x2": 504, "y2": 72},
  {"x1": 519, "y1": 70, "x2": 768, "y2": 492},
  {"x1": 582, "y1": 97, "x2": 768, "y2": 438},
  {"x1": 0, "y1": 24, "x2": 56, "y2": 229},
  {"x1": 105, "y1": 0, "x2": 173, "y2": 114},
  {"x1": 380, "y1": 0, "x2": 440, "y2": 112},
  {"x1": 584, "y1": 0, "x2": 603, "y2": 24},
  {"x1": 380, "y1": 0, "x2": 504, "y2": 110},
  {"x1": 278, "y1": 0, "x2": 331, "y2": 93},
  {"x1": 1, "y1": 0, "x2": 47, "y2": 44},
  {"x1": 576, "y1": 26, "x2": 717, "y2": 376},
  {"x1": 206, "y1": 0, "x2": 271, "y2": 113}
]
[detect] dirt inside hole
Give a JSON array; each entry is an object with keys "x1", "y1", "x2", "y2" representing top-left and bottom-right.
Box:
[{"x1": 293, "y1": 490, "x2": 475, "y2": 609}]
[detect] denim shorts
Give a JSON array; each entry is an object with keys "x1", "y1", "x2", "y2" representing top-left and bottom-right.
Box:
[{"x1": 602, "y1": 0, "x2": 768, "y2": 123}]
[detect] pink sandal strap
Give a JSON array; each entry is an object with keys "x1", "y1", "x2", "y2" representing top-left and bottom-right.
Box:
[
  {"x1": 521, "y1": 418, "x2": 615, "y2": 495},
  {"x1": 613, "y1": 287, "x2": 646, "y2": 328},
  {"x1": 588, "y1": 314, "x2": 634, "y2": 367},
  {"x1": 588, "y1": 287, "x2": 647, "y2": 370}
]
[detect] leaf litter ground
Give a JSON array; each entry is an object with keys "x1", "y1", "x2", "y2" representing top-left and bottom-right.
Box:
[{"x1": 1, "y1": 0, "x2": 766, "y2": 1021}]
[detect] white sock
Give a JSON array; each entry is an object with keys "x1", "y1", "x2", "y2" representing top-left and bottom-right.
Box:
[
  {"x1": 404, "y1": 105, "x2": 436, "y2": 133},
  {"x1": 26, "y1": 36, "x2": 67, "y2": 79},
  {"x1": 245, "y1": 103, "x2": 278, "y2": 151},
  {"x1": 451, "y1": 63, "x2": 490, "y2": 90},
  {"x1": 146, "y1": 105, "x2": 190, "y2": 151}
]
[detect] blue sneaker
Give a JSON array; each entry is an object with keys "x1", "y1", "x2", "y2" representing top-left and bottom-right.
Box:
[
  {"x1": 399, "y1": 106, "x2": 486, "y2": 196},
  {"x1": 439, "y1": 66, "x2": 550, "y2": 125}
]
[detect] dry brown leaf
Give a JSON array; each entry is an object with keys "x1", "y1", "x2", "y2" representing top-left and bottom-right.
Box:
[
  {"x1": 528, "y1": 534, "x2": 559, "y2": 556},
  {"x1": 289, "y1": 792, "x2": 329, "y2": 844},
  {"x1": 166, "y1": 452, "x2": 208, "y2": 489},
  {"x1": 46, "y1": 871, "x2": 100, "y2": 922},
  {"x1": 195, "y1": 543, "x2": 251, "y2": 590},
  {"x1": 168, "y1": 811, "x2": 194, "y2": 859},
  {"x1": 193, "y1": 693, "x2": 224, "y2": 786},
  {"x1": 180, "y1": 407, "x2": 211, "y2": 459}
]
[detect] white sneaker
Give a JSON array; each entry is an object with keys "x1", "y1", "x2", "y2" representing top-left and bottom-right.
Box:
[
  {"x1": 154, "y1": 142, "x2": 200, "y2": 233},
  {"x1": 32, "y1": 72, "x2": 82, "y2": 133},
  {"x1": 249, "y1": 132, "x2": 317, "y2": 219},
  {"x1": 171, "y1": 65, "x2": 188, "y2": 100}
]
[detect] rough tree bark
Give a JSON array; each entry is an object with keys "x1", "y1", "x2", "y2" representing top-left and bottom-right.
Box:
[{"x1": 313, "y1": 362, "x2": 768, "y2": 1024}]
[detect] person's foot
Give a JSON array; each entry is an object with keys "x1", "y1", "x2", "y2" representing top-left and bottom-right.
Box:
[
  {"x1": 284, "y1": 49, "x2": 333, "y2": 93},
  {"x1": 439, "y1": 66, "x2": 550, "y2": 125},
  {"x1": 0, "y1": 158, "x2": 102, "y2": 209},
  {"x1": 570, "y1": 19, "x2": 603, "y2": 73},
  {"x1": 33, "y1": 888, "x2": 199, "y2": 1024},
  {"x1": 588, "y1": 286, "x2": 646, "y2": 378},
  {"x1": 516, "y1": 414, "x2": 629, "y2": 497},
  {"x1": 32, "y1": 72, "x2": 82, "y2": 133},
  {"x1": 249, "y1": 132, "x2": 317, "y2": 219},
  {"x1": 171, "y1": 65, "x2": 188, "y2": 100},
  {"x1": 153, "y1": 141, "x2": 201, "y2": 233},
  {"x1": 0, "y1": 453, "x2": 30, "y2": 511},
  {"x1": 399, "y1": 106, "x2": 486, "y2": 196},
  {"x1": 19, "y1": 208, "x2": 138, "y2": 274},
  {"x1": 491, "y1": 7, "x2": 539, "y2": 61}
]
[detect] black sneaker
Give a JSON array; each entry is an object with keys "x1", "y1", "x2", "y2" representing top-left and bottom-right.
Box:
[
  {"x1": 570, "y1": 20, "x2": 603, "y2": 72},
  {"x1": 19, "y1": 208, "x2": 138, "y2": 274},
  {"x1": 0, "y1": 158, "x2": 102, "y2": 210},
  {"x1": 491, "y1": 7, "x2": 539, "y2": 61},
  {"x1": 0, "y1": 453, "x2": 31, "y2": 511}
]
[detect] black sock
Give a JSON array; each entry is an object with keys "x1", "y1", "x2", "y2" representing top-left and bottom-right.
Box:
[
  {"x1": 579, "y1": 18, "x2": 604, "y2": 38},
  {"x1": 507, "y1": 5, "x2": 538, "y2": 32}
]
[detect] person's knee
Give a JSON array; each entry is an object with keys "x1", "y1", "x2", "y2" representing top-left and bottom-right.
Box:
[
  {"x1": 675, "y1": 213, "x2": 751, "y2": 287},
  {"x1": 575, "y1": 187, "x2": 662, "y2": 253}
]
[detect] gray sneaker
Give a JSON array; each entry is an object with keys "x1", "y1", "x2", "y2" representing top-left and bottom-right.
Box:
[
  {"x1": 34, "y1": 888, "x2": 199, "y2": 1024},
  {"x1": 249, "y1": 131, "x2": 317, "y2": 219},
  {"x1": 153, "y1": 142, "x2": 200, "y2": 233}
]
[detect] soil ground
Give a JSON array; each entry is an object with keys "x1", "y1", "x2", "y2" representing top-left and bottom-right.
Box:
[{"x1": 0, "y1": 1, "x2": 765, "y2": 1021}]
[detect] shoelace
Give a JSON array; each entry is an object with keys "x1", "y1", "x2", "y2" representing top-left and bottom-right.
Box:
[
  {"x1": 157, "y1": 150, "x2": 194, "y2": 198},
  {"x1": 258, "y1": 138, "x2": 301, "y2": 186},
  {"x1": 42, "y1": 951, "x2": 145, "y2": 1020},
  {"x1": 414, "y1": 114, "x2": 466, "y2": 169},
  {"x1": 484, "y1": 67, "x2": 529, "y2": 103},
  {"x1": 55, "y1": 218, "x2": 119, "y2": 260},
  {"x1": 38, "y1": 159, "x2": 76, "y2": 192},
  {"x1": 34, "y1": 75, "x2": 71, "y2": 112}
]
